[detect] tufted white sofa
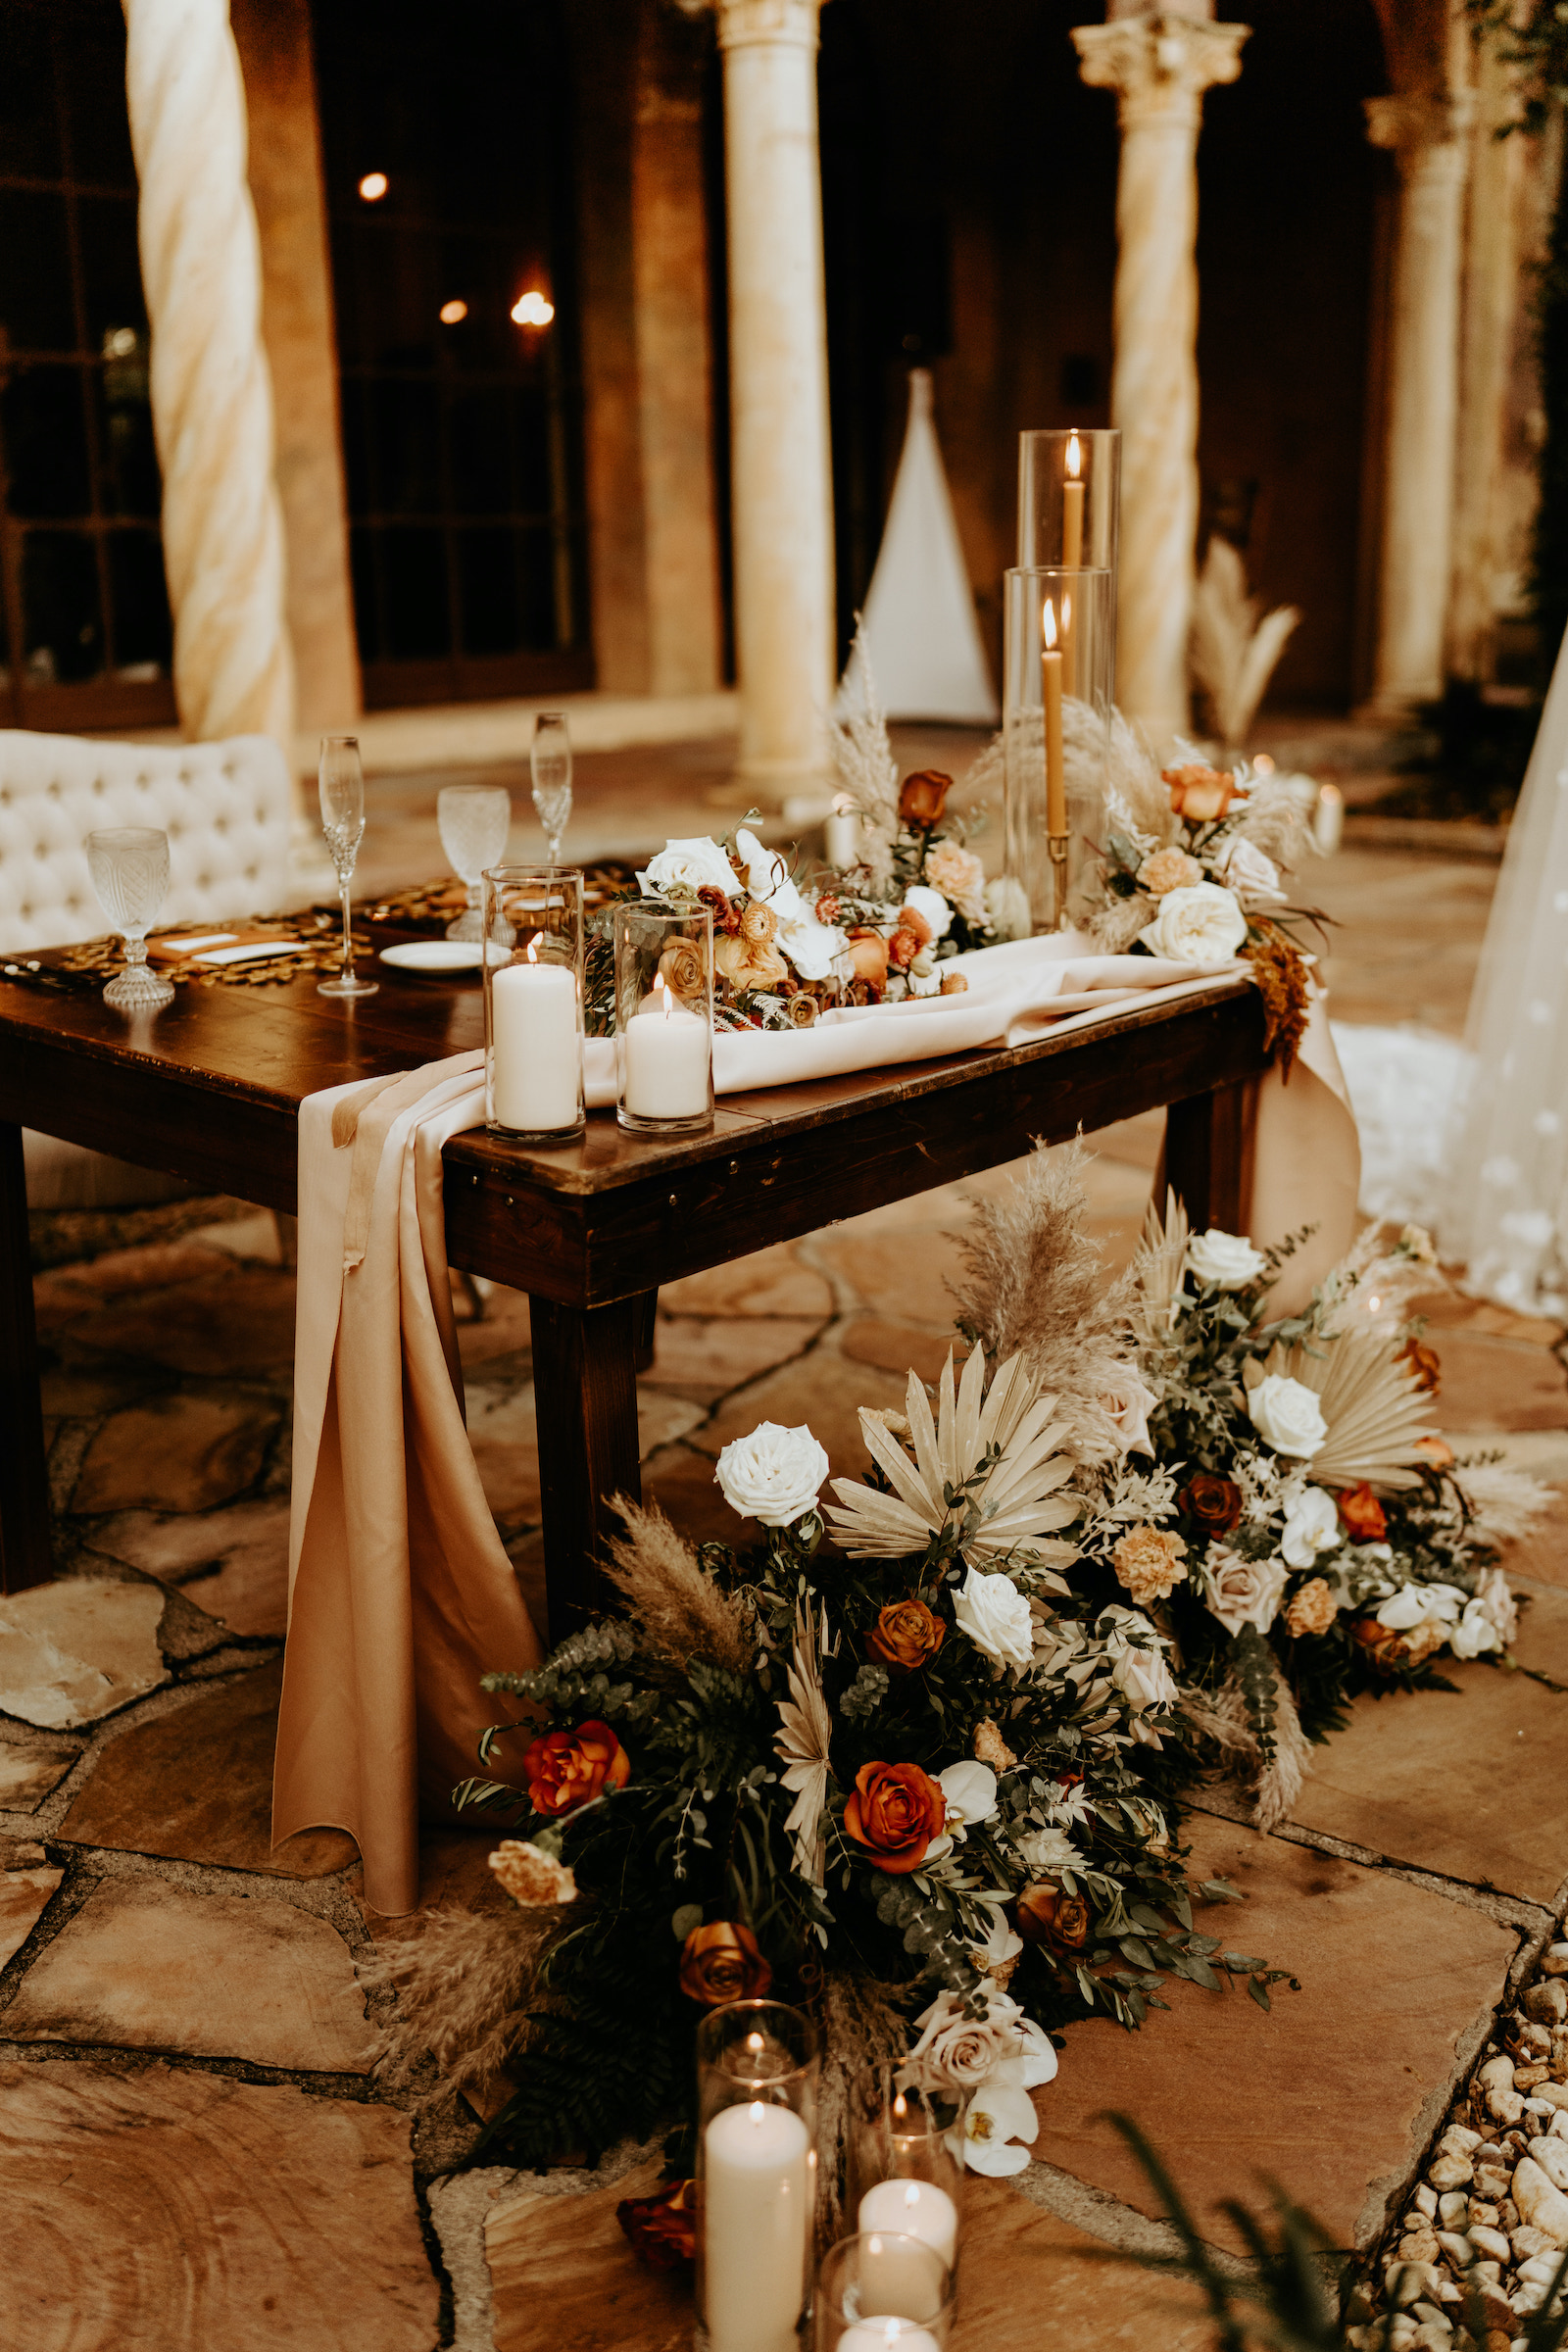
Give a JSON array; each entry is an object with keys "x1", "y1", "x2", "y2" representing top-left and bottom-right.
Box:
[{"x1": 0, "y1": 730, "x2": 294, "y2": 1207}]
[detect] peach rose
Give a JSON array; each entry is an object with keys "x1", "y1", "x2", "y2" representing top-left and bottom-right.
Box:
[
  {"x1": 1164, "y1": 763, "x2": 1242, "y2": 822},
  {"x1": 846, "y1": 928, "x2": 890, "y2": 988},
  {"x1": 1337, "y1": 1484, "x2": 1388, "y2": 1544},
  {"x1": 714, "y1": 930, "x2": 790, "y2": 992},
  {"x1": 678, "y1": 1920, "x2": 773, "y2": 2007},
  {"x1": 925, "y1": 840, "x2": 986, "y2": 921},
  {"x1": 844, "y1": 1760, "x2": 947, "y2": 1874},
  {"x1": 866, "y1": 1599, "x2": 947, "y2": 1674},
  {"x1": 1284, "y1": 1577, "x2": 1338, "y2": 1639},
  {"x1": 899, "y1": 769, "x2": 953, "y2": 826},
  {"x1": 521, "y1": 1720, "x2": 631, "y2": 1817}
]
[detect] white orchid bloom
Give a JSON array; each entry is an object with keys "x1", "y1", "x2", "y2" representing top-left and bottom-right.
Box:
[{"x1": 959, "y1": 2079, "x2": 1040, "y2": 2176}]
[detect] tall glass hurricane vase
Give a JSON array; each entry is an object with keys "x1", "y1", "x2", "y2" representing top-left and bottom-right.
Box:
[
  {"x1": 86, "y1": 826, "x2": 175, "y2": 1010},
  {"x1": 318, "y1": 735, "x2": 377, "y2": 1000},
  {"x1": 530, "y1": 710, "x2": 572, "y2": 862},
  {"x1": 438, "y1": 784, "x2": 512, "y2": 941},
  {"x1": 696, "y1": 2000, "x2": 819, "y2": 2352}
]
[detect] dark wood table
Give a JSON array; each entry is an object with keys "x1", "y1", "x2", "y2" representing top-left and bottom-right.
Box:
[{"x1": 0, "y1": 935, "x2": 1266, "y2": 1637}]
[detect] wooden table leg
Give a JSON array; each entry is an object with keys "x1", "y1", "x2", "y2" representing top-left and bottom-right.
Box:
[
  {"x1": 631, "y1": 1288, "x2": 658, "y2": 1374},
  {"x1": 0, "y1": 1122, "x2": 54, "y2": 1594},
  {"x1": 1164, "y1": 1075, "x2": 1259, "y2": 1234},
  {"x1": 528, "y1": 1293, "x2": 643, "y2": 1643}
]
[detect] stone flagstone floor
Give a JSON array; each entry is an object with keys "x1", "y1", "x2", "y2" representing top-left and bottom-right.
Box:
[{"x1": 2, "y1": 826, "x2": 1565, "y2": 2349}]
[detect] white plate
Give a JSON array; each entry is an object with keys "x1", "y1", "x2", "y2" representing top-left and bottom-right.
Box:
[{"x1": 378, "y1": 940, "x2": 489, "y2": 975}]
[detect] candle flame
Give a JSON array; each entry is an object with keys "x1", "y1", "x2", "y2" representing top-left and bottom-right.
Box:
[
  {"x1": 748, "y1": 2101, "x2": 766, "y2": 2128},
  {"x1": 867, "y1": 2235, "x2": 883, "y2": 2256},
  {"x1": 882, "y1": 2328, "x2": 903, "y2": 2349},
  {"x1": 892, "y1": 2091, "x2": 907, "y2": 2123},
  {"x1": 1066, "y1": 431, "x2": 1082, "y2": 479},
  {"x1": 526, "y1": 932, "x2": 542, "y2": 963},
  {"x1": 654, "y1": 971, "x2": 672, "y2": 1021},
  {"x1": 903, "y1": 2182, "x2": 921, "y2": 2208},
  {"x1": 746, "y1": 2031, "x2": 764, "y2": 2052},
  {"x1": 1042, "y1": 598, "x2": 1058, "y2": 651}
]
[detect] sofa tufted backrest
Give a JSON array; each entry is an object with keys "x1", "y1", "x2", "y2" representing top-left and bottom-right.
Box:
[{"x1": 0, "y1": 730, "x2": 293, "y2": 955}]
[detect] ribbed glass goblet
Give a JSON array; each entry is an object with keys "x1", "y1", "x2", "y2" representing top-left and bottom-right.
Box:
[
  {"x1": 530, "y1": 710, "x2": 572, "y2": 863},
  {"x1": 437, "y1": 784, "x2": 512, "y2": 941},
  {"x1": 86, "y1": 826, "x2": 175, "y2": 1010}
]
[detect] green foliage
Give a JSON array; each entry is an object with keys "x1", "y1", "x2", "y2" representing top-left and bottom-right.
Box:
[{"x1": 1231, "y1": 1625, "x2": 1280, "y2": 1767}]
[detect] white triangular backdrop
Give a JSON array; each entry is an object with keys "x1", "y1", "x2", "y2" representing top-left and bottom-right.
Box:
[{"x1": 836, "y1": 368, "x2": 999, "y2": 725}]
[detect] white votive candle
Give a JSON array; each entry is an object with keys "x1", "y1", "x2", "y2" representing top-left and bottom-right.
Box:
[
  {"x1": 490, "y1": 953, "x2": 578, "y2": 1131},
  {"x1": 704, "y1": 2099, "x2": 810, "y2": 2352},
  {"x1": 858, "y1": 2178, "x2": 958, "y2": 2272},
  {"x1": 837, "y1": 2326, "x2": 941, "y2": 2352},
  {"x1": 624, "y1": 987, "x2": 709, "y2": 1119}
]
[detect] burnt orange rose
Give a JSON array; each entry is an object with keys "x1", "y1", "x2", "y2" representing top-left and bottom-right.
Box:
[
  {"x1": 1163, "y1": 762, "x2": 1241, "y2": 822},
  {"x1": 678, "y1": 1920, "x2": 773, "y2": 2007},
  {"x1": 844, "y1": 1760, "x2": 947, "y2": 1875},
  {"x1": 1353, "y1": 1616, "x2": 1443, "y2": 1673},
  {"x1": 1179, "y1": 1473, "x2": 1243, "y2": 1535},
  {"x1": 899, "y1": 769, "x2": 953, "y2": 827},
  {"x1": 616, "y1": 2177, "x2": 696, "y2": 2272},
  {"x1": 521, "y1": 1719, "x2": 630, "y2": 1817},
  {"x1": 1337, "y1": 1484, "x2": 1388, "y2": 1543},
  {"x1": 1413, "y1": 1434, "x2": 1455, "y2": 1471},
  {"x1": 1016, "y1": 1883, "x2": 1093, "y2": 1954},
  {"x1": 867, "y1": 1599, "x2": 947, "y2": 1674},
  {"x1": 846, "y1": 928, "x2": 889, "y2": 989},
  {"x1": 1398, "y1": 1337, "x2": 1442, "y2": 1395}
]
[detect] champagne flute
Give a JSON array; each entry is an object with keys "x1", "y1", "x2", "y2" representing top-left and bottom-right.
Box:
[
  {"x1": 318, "y1": 734, "x2": 377, "y2": 999},
  {"x1": 530, "y1": 710, "x2": 572, "y2": 863},
  {"x1": 86, "y1": 826, "x2": 175, "y2": 1010},
  {"x1": 437, "y1": 783, "x2": 512, "y2": 941}
]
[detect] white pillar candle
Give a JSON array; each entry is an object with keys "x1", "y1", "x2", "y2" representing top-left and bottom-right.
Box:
[
  {"x1": 490, "y1": 956, "x2": 578, "y2": 1131},
  {"x1": 824, "y1": 802, "x2": 859, "y2": 870},
  {"x1": 857, "y1": 2179, "x2": 958, "y2": 2272},
  {"x1": 837, "y1": 2327, "x2": 941, "y2": 2352},
  {"x1": 624, "y1": 991, "x2": 710, "y2": 1119},
  {"x1": 704, "y1": 2099, "x2": 810, "y2": 2352}
]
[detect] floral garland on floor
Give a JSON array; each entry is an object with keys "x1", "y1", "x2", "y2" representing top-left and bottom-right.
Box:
[{"x1": 371, "y1": 1150, "x2": 1545, "y2": 2236}]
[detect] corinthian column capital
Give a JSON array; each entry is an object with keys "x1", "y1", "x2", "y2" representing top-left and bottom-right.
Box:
[
  {"x1": 715, "y1": 0, "x2": 821, "y2": 55},
  {"x1": 1072, "y1": 12, "x2": 1249, "y2": 128},
  {"x1": 1364, "y1": 89, "x2": 1476, "y2": 174}
]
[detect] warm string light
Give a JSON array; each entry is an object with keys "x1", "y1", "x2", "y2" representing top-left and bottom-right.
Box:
[
  {"x1": 512, "y1": 289, "x2": 555, "y2": 327},
  {"x1": 358, "y1": 172, "x2": 387, "y2": 202},
  {"x1": 439, "y1": 299, "x2": 467, "y2": 325}
]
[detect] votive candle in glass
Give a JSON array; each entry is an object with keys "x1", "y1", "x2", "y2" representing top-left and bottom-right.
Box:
[
  {"x1": 850, "y1": 2085, "x2": 964, "y2": 2280},
  {"x1": 814, "y1": 2231, "x2": 954, "y2": 2352},
  {"x1": 698, "y1": 1998, "x2": 819, "y2": 2352},
  {"x1": 483, "y1": 864, "x2": 585, "y2": 1142},
  {"x1": 613, "y1": 898, "x2": 714, "y2": 1136}
]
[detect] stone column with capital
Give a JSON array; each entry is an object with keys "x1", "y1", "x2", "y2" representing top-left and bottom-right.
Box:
[
  {"x1": 718, "y1": 0, "x2": 835, "y2": 788},
  {"x1": 1074, "y1": 9, "x2": 1248, "y2": 748},
  {"x1": 1363, "y1": 89, "x2": 1473, "y2": 716}
]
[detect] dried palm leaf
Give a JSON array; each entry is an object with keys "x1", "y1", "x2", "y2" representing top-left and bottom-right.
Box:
[
  {"x1": 1246, "y1": 1333, "x2": 1435, "y2": 1492},
  {"x1": 1455, "y1": 1461, "x2": 1552, "y2": 1546},
  {"x1": 1134, "y1": 1187, "x2": 1190, "y2": 1341},
  {"x1": 777, "y1": 1599, "x2": 833, "y2": 1885},
  {"x1": 825, "y1": 1348, "x2": 1080, "y2": 1568},
  {"x1": 1190, "y1": 536, "x2": 1300, "y2": 750}
]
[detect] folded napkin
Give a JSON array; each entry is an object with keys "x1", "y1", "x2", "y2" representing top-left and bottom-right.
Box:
[{"x1": 273, "y1": 1050, "x2": 542, "y2": 1916}]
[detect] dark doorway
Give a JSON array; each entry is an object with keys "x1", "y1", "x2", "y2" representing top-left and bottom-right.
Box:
[
  {"x1": 0, "y1": 0, "x2": 175, "y2": 732},
  {"x1": 312, "y1": 0, "x2": 593, "y2": 710}
]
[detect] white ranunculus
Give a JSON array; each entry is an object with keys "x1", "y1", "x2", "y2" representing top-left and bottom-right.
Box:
[
  {"x1": 938, "y1": 1760, "x2": 998, "y2": 1828},
  {"x1": 1140, "y1": 880, "x2": 1249, "y2": 964},
  {"x1": 734, "y1": 827, "x2": 848, "y2": 980},
  {"x1": 1280, "y1": 1486, "x2": 1342, "y2": 1570},
  {"x1": 1111, "y1": 1640, "x2": 1178, "y2": 1714},
  {"x1": 1214, "y1": 834, "x2": 1287, "y2": 908},
  {"x1": 960, "y1": 2079, "x2": 1040, "y2": 2176},
  {"x1": 1248, "y1": 1373, "x2": 1328, "y2": 1459},
  {"x1": 1450, "y1": 1597, "x2": 1505, "y2": 1659},
  {"x1": 636, "y1": 835, "x2": 738, "y2": 899},
  {"x1": 1186, "y1": 1228, "x2": 1268, "y2": 1290},
  {"x1": 1375, "y1": 1581, "x2": 1465, "y2": 1635},
  {"x1": 713, "y1": 1421, "x2": 829, "y2": 1528},
  {"x1": 903, "y1": 883, "x2": 952, "y2": 942},
  {"x1": 953, "y1": 1566, "x2": 1035, "y2": 1670},
  {"x1": 1100, "y1": 1364, "x2": 1158, "y2": 1456},
  {"x1": 1203, "y1": 1547, "x2": 1289, "y2": 1638}
]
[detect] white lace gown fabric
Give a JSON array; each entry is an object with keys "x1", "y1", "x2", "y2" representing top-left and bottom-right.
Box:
[{"x1": 1330, "y1": 1022, "x2": 1469, "y2": 1235}]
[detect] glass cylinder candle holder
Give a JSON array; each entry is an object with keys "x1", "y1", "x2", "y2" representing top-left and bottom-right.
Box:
[
  {"x1": 483, "y1": 864, "x2": 585, "y2": 1143},
  {"x1": 814, "y1": 2232, "x2": 955, "y2": 2352},
  {"x1": 612, "y1": 899, "x2": 714, "y2": 1136},
  {"x1": 1017, "y1": 424, "x2": 1120, "y2": 577},
  {"x1": 1003, "y1": 565, "x2": 1114, "y2": 933},
  {"x1": 698, "y1": 1999, "x2": 820, "y2": 2352},
  {"x1": 848, "y1": 2086, "x2": 965, "y2": 2279}
]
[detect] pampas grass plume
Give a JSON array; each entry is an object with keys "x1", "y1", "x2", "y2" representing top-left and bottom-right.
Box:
[
  {"x1": 604, "y1": 1497, "x2": 755, "y2": 1676},
  {"x1": 361, "y1": 1907, "x2": 551, "y2": 2101}
]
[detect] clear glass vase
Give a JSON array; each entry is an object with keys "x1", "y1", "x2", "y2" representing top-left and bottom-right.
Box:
[
  {"x1": 697, "y1": 1999, "x2": 819, "y2": 2352},
  {"x1": 814, "y1": 2230, "x2": 955, "y2": 2352},
  {"x1": 482, "y1": 864, "x2": 585, "y2": 1143},
  {"x1": 612, "y1": 898, "x2": 714, "y2": 1137},
  {"x1": 847, "y1": 2085, "x2": 965, "y2": 2280},
  {"x1": 1003, "y1": 564, "x2": 1114, "y2": 933},
  {"x1": 1017, "y1": 424, "x2": 1120, "y2": 576}
]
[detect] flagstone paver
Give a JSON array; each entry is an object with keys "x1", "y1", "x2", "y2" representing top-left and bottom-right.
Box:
[
  {"x1": 1283, "y1": 1583, "x2": 1568, "y2": 1903},
  {"x1": 0, "y1": 2060, "x2": 438, "y2": 2352},
  {"x1": 0, "y1": 1859, "x2": 63, "y2": 1967},
  {"x1": 658, "y1": 1238, "x2": 835, "y2": 1320},
  {"x1": 683, "y1": 1350, "x2": 908, "y2": 1483},
  {"x1": 0, "y1": 1579, "x2": 169, "y2": 1729},
  {"x1": 71, "y1": 1391, "x2": 280, "y2": 1514},
  {"x1": 53, "y1": 1660, "x2": 356, "y2": 1878},
  {"x1": 1030, "y1": 1812, "x2": 1518, "y2": 2253},
  {"x1": 88, "y1": 1496, "x2": 293, "y2": 1639},
  {"x1": 645, "y1": 1310, "x2": 826, "y2": 1402},
  {"x1": 2, "y1": 1878, "x2": 374, "y2": 2071},
  {"x1": 0, "y1": 1740, "x2": 79, "y2": 1811},
  {"x1": 65, "y1": 1265, "x2": 299, "y2": 1375}
]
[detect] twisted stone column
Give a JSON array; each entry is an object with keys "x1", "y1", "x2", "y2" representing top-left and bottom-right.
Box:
[
  {"x1": 1363, "y1": 90, "x2": 1474, "y2": 716},
  {"x1": 122, "y1": 0, "x2": 295, "y2": 752},
  {"x1": 1074, "y1": 10, "x2": 1248, "y2": 747},
  {"x1": 717, "y1": 0, "x2": 835, "y2": 786}
]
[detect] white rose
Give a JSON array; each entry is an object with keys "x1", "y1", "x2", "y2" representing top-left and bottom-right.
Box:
[
  {"x1": 953, "y1": 1566, "x2": 1034, "y2": 1670},
  {"x1": 984, "y1": 876, "x2": 1031, "y2": 941},
  {"x1": 1450, "y1": 1598, "x2": 1505, "y2": 1659},
  {"x1": 1111, "y1": 1640, "x2": 1177, "y2": 1714},
  {"x1": 734, "y1": 827, "x2": 847, "y2": 980},
  {"x1": 636, "y1": 835, "x2": 737, "y2": 898},
  {"x1": 1100, "y1": 1364, "x2": 1157, "y2": 1456},
  {"x1": 1214, "y1": 834, "x2": 1287, "y2": 908},
  {"x1": 1203, "y1": 1546, "x2": 1289, "y2": 1637},
  {"x1": 1248, "y1": 1374, "x2": 1328, "y2": 1459},
  {"x1": 1186, "y1": 1228, "x2": 1268, "y2": 1290},
  {"x1": 1280, "y1": 1486, "x2": 1342, "y2": 1570},
  {"x1": 1140, "y1": 880, "x2": 1249, "y2": 964},
  {"x1": 905, "y1": 1989, "x2": 1019, "y2": 2094},
  {"x1": 1375, "y1": 1582, "x2": 1465, "y2": 1635},
  {"x1": 938, "y1": 1760, "x2": 998, "y2": 1827},
  {"x1": 713, "y1": 1421, "x2": 829, "y2": 1527},
  {"x1": 902, "y1": 883, "x2": 952, "y2": 942},
  {"x1": 1014, "y1": 1826, "x2": 1084, "y2": 1876}
]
